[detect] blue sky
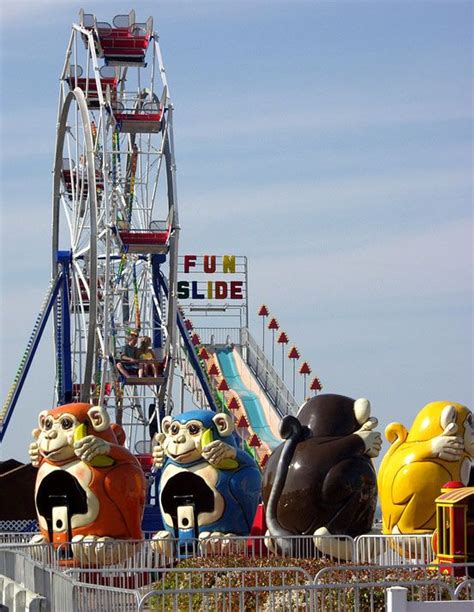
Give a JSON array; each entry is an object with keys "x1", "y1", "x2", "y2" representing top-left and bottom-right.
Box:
[{"x1": 0, "y1": 1, "x2": 472, "y2": 462}]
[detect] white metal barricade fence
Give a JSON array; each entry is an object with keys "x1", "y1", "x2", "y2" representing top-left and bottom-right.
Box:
[
  {"x1": 0, "y1": 533, "x2": 465, "y2": 570},
  {"x1": 2, "y1": 535, "x2": 473, "y2": 611},
  {"x1": 137, "y1": 566, "x2": 314, "y2": 611},
  {"x1": 355, "y1": 533, "x2": 435, "y2": 565},
  {"x1": 312, "y1": 579, "x2": 454, "y2": 612},
  {"x1": 0, "y1": 533, "x2": 459, "y2": 573},
  {"x1": 454, "y1": 579, "x2": 474, "y2": 601},
  {"x1": 72, "y1": 582, "x2": 141, "y2": 611},
  {"x1": 0, "y1": 534, "x2": 356, "y2": 569}
]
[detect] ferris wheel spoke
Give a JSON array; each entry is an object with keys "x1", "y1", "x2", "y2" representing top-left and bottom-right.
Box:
[
  {"x1": 95, "y1": 326, "x2": 105, "y2": 356},
  {"x1": 72, "y1": 204, "x2": 89, "y2": 251},
  {"x1": 72, "y1": 242, "x2": 92, "y2": 261},
  {"x1": 60, "y1": 197, "x2": 74, "y2": 244},
  {"x1": 71, "y1": 268, "x2": 89, "y2": 337}
]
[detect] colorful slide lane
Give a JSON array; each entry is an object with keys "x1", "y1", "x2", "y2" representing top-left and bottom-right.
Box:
[{"x1": 216, "y1": 347, "x2": 283, "y2": 451}]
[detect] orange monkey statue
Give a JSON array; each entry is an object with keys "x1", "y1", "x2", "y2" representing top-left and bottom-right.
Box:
[{"x1": 29, "y1": 402, "x2": 146, "y2": 561}]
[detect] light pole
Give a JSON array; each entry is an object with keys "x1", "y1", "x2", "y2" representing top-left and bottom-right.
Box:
[
  {"x1": 299, "y1": 361, "x2": 311, "y2": 400},
  {"x1": 277, "y1": 331, "x2": 289, "y2": 380},
  {"x1": 257, "y1": 304, "x2": 269, "y2": 351},
  {"x1": 268, "y1": 317, "x2": 279, "y2": 366},
  {"x1": 288, "y1": 346, "x2": 300, "y2": 398}
]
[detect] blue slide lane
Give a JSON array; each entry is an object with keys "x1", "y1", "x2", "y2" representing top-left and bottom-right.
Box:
[{"x1": 216, "y1": 347, "x2": 282, "y2": 450}]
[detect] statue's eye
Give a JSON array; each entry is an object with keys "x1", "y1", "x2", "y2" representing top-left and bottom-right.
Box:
[
  {"x1": 187, "y1": 424, "x2": 201, "y2": 435},
  {"x1": 170, "y1": 423, "x2": 180, "y2": 436},
  {"x1": 61, "y1": 418, "x2": 73, "y2": 430},
  {"x1": 44, "y1": 418, "x2": 54, "y2": 431},
  {"x1": 467, "y1": 414, "x2": 473, "y2": 427}
]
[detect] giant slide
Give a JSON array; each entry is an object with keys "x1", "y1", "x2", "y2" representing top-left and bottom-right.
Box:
[{"x1": 215, "y1": 347, "x2": 283, "y2": 451}]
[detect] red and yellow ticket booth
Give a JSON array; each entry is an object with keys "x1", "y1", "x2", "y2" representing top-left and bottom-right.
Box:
[{"x1": 433, "y1": 481, "x2": 474, "y2": 577}]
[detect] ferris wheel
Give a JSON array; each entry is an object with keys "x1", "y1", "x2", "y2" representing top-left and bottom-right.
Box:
[{"x1": 51, "y1": 10, "x2": 179, "y2": 447}]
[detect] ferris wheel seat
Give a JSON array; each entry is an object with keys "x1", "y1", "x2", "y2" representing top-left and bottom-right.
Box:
[
  {"x1": 121, "y1": 375, "x2": 166, "y2": 386},
  {"x1": 79, "y1": 11, "x2": 153, "y2": 65},
  {"x1": 99, "y1": 32, "x2": 150, "y2": 48},
  {"x1": 104, "y1": 57, "x2": 148, "y2": 68},
  {"x1": 67, "y1": 77, "x2": 118, "y2": 92},
  {"x1": 98, "y1": 33, "x2": 150, "y2": 67},
  {"x1": 117, "y1": 228, "x2": 171, "y2": 254},
  {"x1": 68, "y1": 79, "x2": 118, "y2": 109},
  {"x1": 98, "y1": 26, "x2": 130, "y2": 38},
  {"x1": 61, "y1": 169, "x2": 104, "y2": 198},
  {"x1": 135, "y1": 453, "x2": 154, "y2": 475},
  {"x1": 114, "y1": 111, "x2": 162, "y2": 134}
]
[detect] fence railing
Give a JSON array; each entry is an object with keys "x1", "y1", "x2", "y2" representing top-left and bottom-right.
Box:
[
  {"x1": 241, "y1": 327, "x2": 299, "y2": 416},
  {"x1": 455, "y1": 579, "x2": 474, "y2": 601},
  {"x1": 1, "y1": 544, "x2": 473, "y2": 612},
  {"x1": 195, "y1": 326, "x2": 242, "y2": 346},
  {"x1": 0, "y1": 533, "x2": 440, "y2": 569},
  {"x1": 138, "y1": 566, "x2": 313, "y2": 611},
  {"x1": 354, "y1": 533, "x2": 435, "y2": 565}
]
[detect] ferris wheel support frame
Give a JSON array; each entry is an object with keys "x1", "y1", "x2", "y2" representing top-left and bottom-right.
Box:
[
  {"x1": 56, "y1": 251, "x2": 73, "y2": 403},
  {"x1": 159, "y1": 106, "x2": 180, "y2": 415},
  {"x1": 51, "y1": 88, "x2": 99, "y2": 403}
]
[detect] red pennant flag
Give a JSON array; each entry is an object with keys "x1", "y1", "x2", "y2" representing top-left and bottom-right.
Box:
[
  {"x1": 249, "y1": 434, "x2": 261, "y2": 448},
  {"x1": 299, "y1": 361, "x2": 311, "y2": 375},
  {"x1": 236, "y1": 415, "x2": 249, "y2": 429},
  {"x1": 228, "y1": 397, "x2": 240, "y2": 411},
  {"x1": 288, "y1": 346, "x2": 300, "y2": 359},
  {"x1": 268, "y1": 317, "x2": 279, "y2": 330},
  {"x1": 198, "y1": 347, "x2": 210, "y2": 360},
  {"x1": 208, "y1": 363, "x2": 219, "y2": 376},
  {"x1": 218, "y1": 379, "x2": 229, "y2": 392}
]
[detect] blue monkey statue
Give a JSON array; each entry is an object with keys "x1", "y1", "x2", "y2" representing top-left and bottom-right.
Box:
[{"x1": 151, "y1": 409, "x2": 262, "y2": 551}]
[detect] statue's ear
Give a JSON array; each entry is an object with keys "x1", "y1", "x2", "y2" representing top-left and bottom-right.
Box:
[
  {"x1": 440, "y1": 405, "x2": 456, "y2": 431},
  {"x1": 87, "y1": 405, "x2": 110, "y2": 432},
  {"x1": 212, "y1": 413, "x2": 234, "y2": 437},
  {"x1": 38, "y1": 410, "x2": 49, "y2": 430},
  {"x1": 162, "y1": 416, "x2": 173, "y2": 436},
  {"x1": 354, "y1": 398, "x2": 371, "y2": 425}
]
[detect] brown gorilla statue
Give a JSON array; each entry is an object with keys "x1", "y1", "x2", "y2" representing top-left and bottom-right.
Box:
[{"x1": 262, "y1": 394, "x2": 382, "y2": 557}]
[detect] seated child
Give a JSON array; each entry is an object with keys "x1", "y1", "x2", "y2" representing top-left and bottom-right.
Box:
[{"x1": 138, "y1": 336, "x2": 158, "y2": 378}]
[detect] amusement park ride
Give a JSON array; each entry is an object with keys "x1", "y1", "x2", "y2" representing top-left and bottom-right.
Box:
[
  {"x1": 0, "y1": 10, "x2": 473, "y2": 601},
  {"x1": 1, "y1": 9, "x2": 182, "y2": 453}
]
